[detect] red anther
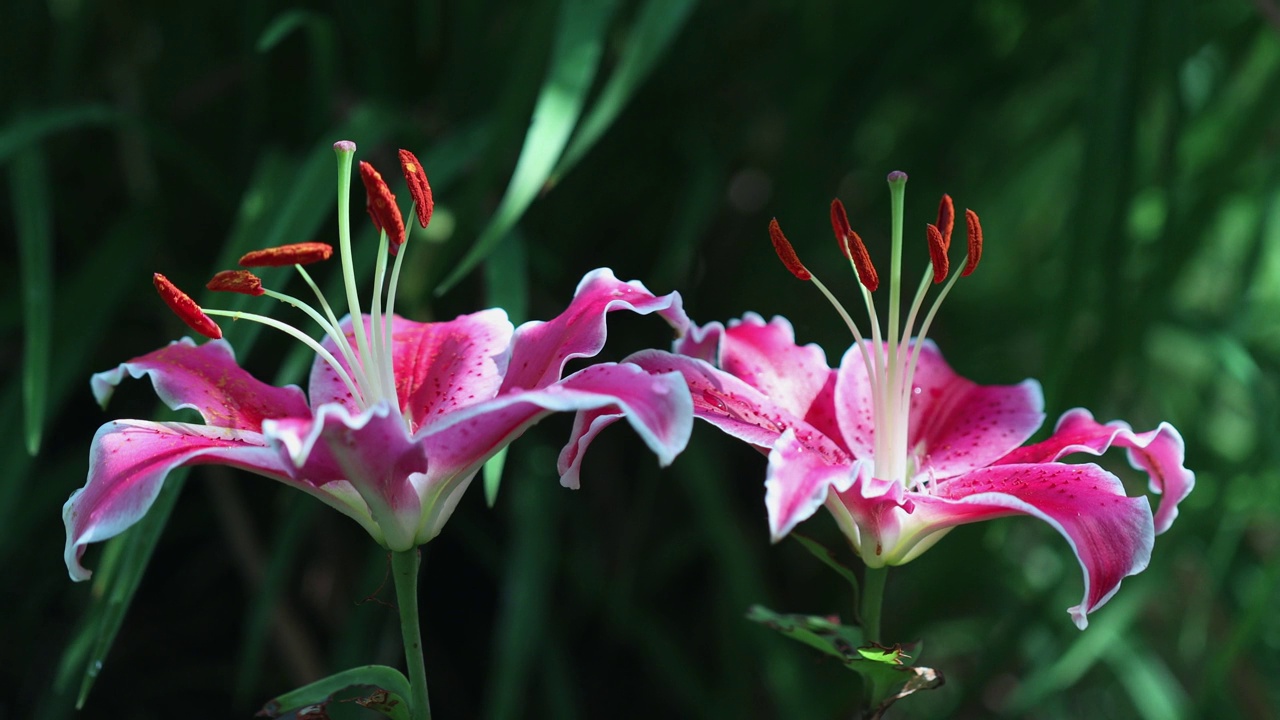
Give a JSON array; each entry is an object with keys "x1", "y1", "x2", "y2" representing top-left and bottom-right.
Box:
[
  {"x1": 936, "y1": 194, "x2": 955, "y2": 250},
  {"x1": 926, "y1": 224, "x2": 949, "y2": 284},
  {"x1": 207, "y1": 270, "x2": 265, "y2": 296},
  {"x1": 399, "y1": 149, "x2": 434, "y2": 229},
  {"x1": 768, "y1": 219, "x2": 811, "y2": 281},
  {"x1": 830, "y1": 199, "x2": 853, "y2": 260},
  {"x1": 238, "y1": 242, "x2": 334, "y2": 268},
  {"x1": 359, "y1": 161, "x2": 407, "y2": 253},
  {"x1": 153, "y1": 273, "x2": 222, "y2": 340},
  {"x1": 846, "y1": 230, "x2": 880, "y2": 292},
  {"x1": 962, "y1": 209, "x2": 983, "y2": 276}
]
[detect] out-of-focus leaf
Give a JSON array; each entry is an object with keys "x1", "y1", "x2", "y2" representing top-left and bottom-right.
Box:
[
  {"x1": 436, "y1": 0, "x2": 620, "y2": 294},
  {"x1": 482, "y1": 230, "x2": 528, "y2": 506},
  {"x1": 10, "y1": 148, "x2": 54, "y2": 455},
  {"x1": 792, "y1": 534, "x2": 861, "y2": 600},
  {"x1": 549, "y1": 0, "x2": 698, "y2": 186},
  {"x1": 257, "y1": 665, "x2": 412, "y2": 720},
  {"x1": 0, "y1": 105, "x2": 118, "y2": 163}
]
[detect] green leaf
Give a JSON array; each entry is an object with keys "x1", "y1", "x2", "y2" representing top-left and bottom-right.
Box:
[
  {"x1": 258, "y1": 665, "x2": 413, "y2": 720},
  {"x1": 435, "y1": 0, "x2": 620, "y2": 295},
  {"x1": 0, "y1": 105, "x2": 118, "y2": 163},
  {"x1": 791, "y1": 534, "x2": 861, "y2": 598},
  {"x1": 549, "y1": 0, "x2": 698, "y2": 186},
  {"x1": 745, "y1": 605, "x2": 943, "y2": 715},
  {"x1": 9, "y1": 148, "x2": 53, "y2": 455}
]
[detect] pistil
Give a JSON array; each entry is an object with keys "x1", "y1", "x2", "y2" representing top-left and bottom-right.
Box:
[{"x1": 768, "y1": 172, "x2": 985, "y2": 494}]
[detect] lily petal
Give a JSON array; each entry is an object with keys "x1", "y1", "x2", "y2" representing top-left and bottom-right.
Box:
[
  {"x1": 91, "y1": 338, "x2": 310, "y2": 431},
  {"x1": 910, "y1": 462, "x2": 1155, "y2": 629},
  {"x1": 994, "y1": 408, "x2": 1194, "y2": 534},
  {"x1": 263, "y1": 402, "x2": 429, "y2": 551},
  {"x1": 64, "y1": 420, "x2": 306, "y2": 580},
  {"x1": 836, "y1": 340, "x2": 1045, "y2": 475},
  {"x1": 418, "y1": 362, "x2": 692, "y2": 533},
  {"x1": 500, "y1": 268, "x2": 689, "y2": 393},
  {"x1": 308, "y1": 312, "x2": 515, "y2": 430},
  {"x1": 764, "y1": 428, "x2": 858, "y2": 542},
  {"x1": 717, "y1": 314, "x2": 838, "y2": 428}
]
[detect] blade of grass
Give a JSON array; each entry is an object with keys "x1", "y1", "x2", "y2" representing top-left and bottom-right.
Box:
[
  {"x1": 0, "y1": 105, "x2": 118, "y2": 163},
  {"x1": 549, "y1": 0, "x2": 698, "y2": 186},
  {"x1": 10, "y1": 148, "x2": 54, "y2": 455},
  {"x1": 435, "y1": 0, "x2": 620, "y2": 295},
  {"x1": 482, "y1": 230, "x2": 528, "y2": 506}
]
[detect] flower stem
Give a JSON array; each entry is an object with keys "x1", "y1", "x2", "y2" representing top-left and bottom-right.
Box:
[
  {"x1": 861, "y1": 565, "x2": 888, "y2": 643},
  {"x1": 391, "y1": 549, "x2": 432, "y2": 720}
]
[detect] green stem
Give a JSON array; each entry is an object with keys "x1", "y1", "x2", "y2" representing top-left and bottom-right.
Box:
[
  {"x1": 861, "y1": 565, "x2": 888, "y2": 643},
  {"x1": 391, "y1": 549, "x2": 432, "y2": 720}
]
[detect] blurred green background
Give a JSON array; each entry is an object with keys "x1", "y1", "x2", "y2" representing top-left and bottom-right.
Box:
[{"x1": 3, "y1": 0, "x2": 1278, "y2": 717}]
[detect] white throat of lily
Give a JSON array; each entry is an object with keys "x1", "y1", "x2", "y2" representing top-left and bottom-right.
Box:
[
  {"x1": 768, "y1": 172, "x2": 984, "y2": 562},
  {"x1": 152, "y1": 141, "x2": 434, "y2": 431}
]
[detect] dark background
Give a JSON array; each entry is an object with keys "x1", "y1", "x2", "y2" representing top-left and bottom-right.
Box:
[{"x1": 3, "y1": 0, "x2": 1278, "y2": 717}]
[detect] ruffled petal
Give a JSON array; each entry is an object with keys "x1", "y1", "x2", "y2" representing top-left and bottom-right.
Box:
[
  {"x1": 672, "y1": 319, "x2": 723, "y2": 362},
  {"x1": 835, "y1": 340, "x2": 1044, "y2": 475},
  {"x1": 717, "y1": 313, "x2": 837, "y2": 423},
  {"x1": 500, "y1": 268, "x2": 689, "y2": 393},
  {"x1": 912, "y1": 462, "x2": 1155, "y2": 629},
  {"x1": 91, "y1": 338, "x2": 310, "y2": 431},
  {"x1": 615, "y1": 350, "x2": 849, "y2": 463},
  {"x1": 417, "y1": 363, "x2": 692, "y2": 540},
  {"x1": 763, "y1": 429, "x2": 858, "y2": 541},
  {"x1": 994, "y1": 408, "x2": 1193, "y2": 534},
  {"x1": 64, "y1": 420, "x2": 308, "y2": 580},
  {"x1": 263, "y1": 402, "x2": 429, "y2": 551}
]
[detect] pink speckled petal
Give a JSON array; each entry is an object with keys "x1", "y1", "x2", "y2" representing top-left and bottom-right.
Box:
[
  {"x1": 264, "y1": 402, "x2": 429, "y2": 551},
  {"x1": 672, "y1": 319, "x2": 723, "y2": 362},
  {"x1": 764, "y1": 429, "x2": 858, "y2": 541},
  {"x1": 64, "y1": 420, "x2": 307, "y2": 581},
  {"x1": 308, "y1": 311, "x2": 514, "y2": 432},
  {"x1": 417, "y1": 362, "x2": 693, "y2": 540},
  {"x1": 995, "y1": 408, "x2": 1193, "y2": 534},
  {"x1": 500, "y1": 268, "x2": 689, "y2": 393},
  {"x1": 916, "y1": 462, "x2": 1155, "y2": 629},
  {"x1": 835, "y1": 340, "x2": 1045, "y2": 475},
  {"x1": 718, "y1": 313, "x2": 836, "y2": 422},
  {"x1": 91, "y1": 338, "x2": 310, "y2": 431},
  {"x1": 618, "y1": 350, "x2": 850, "y2": 464}
]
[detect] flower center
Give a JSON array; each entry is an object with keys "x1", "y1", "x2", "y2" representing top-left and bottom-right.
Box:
[
  {"x1": 152, "y1": 141, "x2": 435, "y2": 429},
  {"x1": 768, "y1": 172, "x2": 984, "y2": 488}
]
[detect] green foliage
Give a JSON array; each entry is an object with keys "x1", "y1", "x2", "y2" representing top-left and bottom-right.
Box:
[{"x1": 3, "y1": 0, "x2": 1279, "y2": 717}]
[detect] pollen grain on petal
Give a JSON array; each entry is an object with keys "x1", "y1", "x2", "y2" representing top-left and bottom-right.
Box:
[
  {"x1": 830, "y1": 199, "x2": 853, "y2": 259},
  {"x1": 207, "y1": 269, "x2": 265, "y2": 296},
  {"x1": 153, "y1": 273, "x2": 223, "y2": 339},
  {"x1": 963, "y1": 208, "x2": 983, "y2": 276},
  {"x1": 847, "y1": 230, "x2": 880, "y2": 292},
  {"x1": 769, "y1": 218, "x2": 812, "y2": 281},
  {"x1": 359, "y1": 160, "x2": 407, "y2": 253},
  {"x1": 937, "y1": 194, "x2": 955, "y2": 251},
  {"x1": 399, "y1": 149, "x2": 434, "y2": 229},
  {"x1": 926, "y1": 223, "x2": 949, "y2": 284},
  {"x1": 238, "y1": 242, "x2": 334, "y2": 267}
]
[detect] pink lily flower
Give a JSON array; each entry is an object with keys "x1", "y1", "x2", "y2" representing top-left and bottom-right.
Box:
[
  {"x1": 562, "y1": 173, "x2": 1193, "y2": 628},
  {"x1": 63, "y1": 142, "x2": 692, "y2": 581}
]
